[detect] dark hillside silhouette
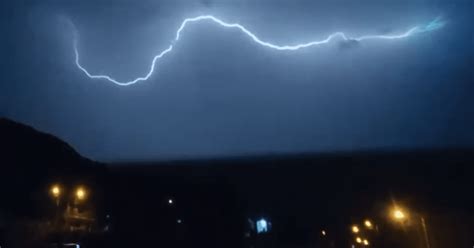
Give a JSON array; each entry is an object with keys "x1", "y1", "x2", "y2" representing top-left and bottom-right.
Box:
[{"x1": 0, "y1": 118, "x2": 107, "y2": 245}]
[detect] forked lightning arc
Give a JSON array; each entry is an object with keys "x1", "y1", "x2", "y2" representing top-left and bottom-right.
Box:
[{"x1": 72, "y1": 15, "x2": 445, "y2": 86}]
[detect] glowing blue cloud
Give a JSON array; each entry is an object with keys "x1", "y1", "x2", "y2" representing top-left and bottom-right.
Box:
[{"x1": 73, "y1": 15, "x2": 445, "y2": 86}]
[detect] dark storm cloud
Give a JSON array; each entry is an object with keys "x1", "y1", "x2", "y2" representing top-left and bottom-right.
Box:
[
  {"x1": 199, "y1": 0, "x2": 215, "y2": 8},
  {"x1": 1, "y1": 0, "x2": 473, "y2": 161},
  {"x1": 338, "y1": 39, "x2": 360, "y2": 50}
]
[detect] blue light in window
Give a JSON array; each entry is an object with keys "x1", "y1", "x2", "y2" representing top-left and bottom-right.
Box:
[{"x1": 256, "y1": 218, "x2": 269, "y2": 233}]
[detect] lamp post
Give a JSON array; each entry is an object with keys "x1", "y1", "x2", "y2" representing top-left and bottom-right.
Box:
[
  {"x1": 351, "y1": 225, "x2": 360, "y2": 234},
  {"x1": 390, "y1": 206, "x2": 431, "y2": 248},
  {"x1": 420, "y1": 216, "x2": 430, "y2": 248},
  {"x1": 364, "y1": 219, "x2": 373, "y2": 229},
  {"x1": 50, "y1": 184, "x2": 63, "y2": 230},
  {"x1": 362, "y1": 239, "x2": 369, "y2": 246},
  {"x1": 75, "y1": 187, "x2": 87, "y2": 201},
  {"x1": 50, "y1": 184, "x2": 62, "y2": 206},
  {"x1": 391, "y1": 208, "x2": 406, "y2": 221}
]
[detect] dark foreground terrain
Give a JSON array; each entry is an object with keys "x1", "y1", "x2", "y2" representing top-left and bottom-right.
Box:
[{"x1": 1, "y1": 118, "x2": 473, "y2": 248}]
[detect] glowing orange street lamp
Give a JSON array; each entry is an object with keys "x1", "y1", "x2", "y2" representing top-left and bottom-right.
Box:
[
  {"x1": 75, "y1": 187, "x2": 87, "y2": 201},
  {"x1": 363, "y1": 239, "x2": 369, "y2": 246},
  {"x1": 50, "y1": 184, "x2": 62, "y2": 206},
  {"x1": 392, "y1": 208, "x2": 406, "y2": 221},
  {"x1": 51, "y1": 185, "x2": 61, "y2": 198},
  {"x1": 364, "y1": 219, "x2": 373, "y2": 229},
  {"x1": 390, "y1": 205, "x2": 431, "y2": 248}
]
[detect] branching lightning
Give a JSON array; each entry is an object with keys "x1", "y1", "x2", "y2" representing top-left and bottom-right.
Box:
[{"x1": 73, "y1": 15, "x2": 445, "y2": 86}]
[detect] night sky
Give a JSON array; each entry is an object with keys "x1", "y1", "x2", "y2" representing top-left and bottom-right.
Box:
[{"x1": 1, "y1": 0, "x2": 472, "y2": 161}]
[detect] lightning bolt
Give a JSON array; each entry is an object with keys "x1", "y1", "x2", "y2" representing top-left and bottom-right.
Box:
[{"x1": 73, "y1": 15, "x2": 445, "y2": 86}]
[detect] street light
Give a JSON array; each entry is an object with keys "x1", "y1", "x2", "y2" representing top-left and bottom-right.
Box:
[
  {"x1": 355, "y1": 237, "x2": 362, "y2": 243},
  {"x1": 363, "y1": 239, "x2": 369, "y2": 246},
  {"x1": 389, "y1": 205, "x2": 431, "y2": 248},
  {"x1": 50, "y1": 184, "x2": 63, "y2": 207},
  {"x1": 51, "y1": 185, "x2": 61, "y2": 198},
  {"x1": 76, "y1": 187, "x2": 87, "y2": 201},
  {"x1": 391, "y1": 208, "x2": 406, "y2": 221},
  {"x1": 364, "y1": 219, "x2": 373, "y2": 229},
  {"x1": 352, "y1": 225, "x2": 360, "y2": 234}
]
